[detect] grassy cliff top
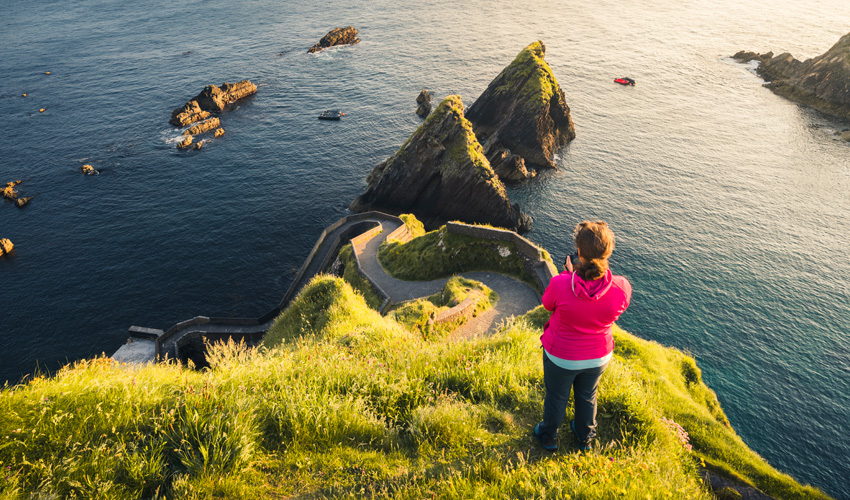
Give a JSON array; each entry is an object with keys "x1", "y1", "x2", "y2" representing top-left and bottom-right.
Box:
[{"x1": 0, "y1": 221, "x2": 832, "y2": 499}]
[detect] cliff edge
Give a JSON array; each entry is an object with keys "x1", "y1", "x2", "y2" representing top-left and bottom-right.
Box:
[
  {"x1": 350, "y1": 95, "x2": 532, "y2": 233},
  {"x1": 466, "y1": 41, "x2": 575, "y2": 180},
  {"x1": 734, "y1": 32, "x2": 850, "y2": 120}
]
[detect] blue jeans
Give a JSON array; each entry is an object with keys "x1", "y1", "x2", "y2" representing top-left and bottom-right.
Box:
[{"x1": 538, "y1": 351, "x2": 608, "y2": 444}]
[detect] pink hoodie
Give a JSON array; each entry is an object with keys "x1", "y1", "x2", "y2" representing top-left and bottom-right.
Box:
[{"x1": 540, "y1": 269, "x2": 632, "y2": 360}]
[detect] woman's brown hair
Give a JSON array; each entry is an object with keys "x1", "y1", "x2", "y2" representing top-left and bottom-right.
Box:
[{"x1": 573, "y1": 221, "x2": 615, "y2": 281}]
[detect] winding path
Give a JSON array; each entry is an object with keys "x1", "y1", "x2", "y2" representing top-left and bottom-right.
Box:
[{"x1": 112, "y1": 212, "x2": 547, "y2": 363}]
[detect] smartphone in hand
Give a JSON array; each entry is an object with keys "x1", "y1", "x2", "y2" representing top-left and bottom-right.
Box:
[{"x1": 564, "y1": 252, "x2": 578, "y2": 269}]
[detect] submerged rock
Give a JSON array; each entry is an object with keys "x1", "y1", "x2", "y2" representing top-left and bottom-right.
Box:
[
  {"x1": 0, "y1": 239, "x2": 13, "y2": 256},
  {"x1": 3, "y1": 181, "x2": 21, "y2": 200},
  {"x1": 735, "y1": 33, "x2": 850, "y2": 120},
  {"x1": 466, "y1": 41, "x2": 575, "y2": 179},
  {"x1": 184, "y1": 117, "x2": 220, "y2": 136},
  {"x1": 350, "y1": 95, "x2": 531, "y2": 233},
  {"x1": 308, "y1": 26, "x2": 360, "y2": 53},
  {"x1": 170, "y1": 100, "x2": 211, "y2": 127},
  {"x1": 416, "y1": 89, "x2": 432, "y2": 117}
]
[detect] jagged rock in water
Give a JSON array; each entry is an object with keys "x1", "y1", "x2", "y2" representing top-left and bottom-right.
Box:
[
  {"x1": 191, "y1": 80, "x2": 257, "y2": 113},
  {"x1": 80, "y1": 164, "x2": 99, "y2": 175},
  {"x1": 466, "y1": 41, "x2": 575, "y2": 179},
  {"x1": 416, "y1": 89, "x2": 432, "y2": 117},
  {"x1": 308, "y1": 27, "x2": 360, "y2": 53},
  {"x1": 193, "y1": 141, "x2": 204, "y2": 150},
  {"x1": 349, "y1": 95, "x2": 532, "y2": 233},
  {"x1": 0, "y1": 239, "x2": 13, "y2": 256},
  {"x1": 15, "y1": 197, "x2": 32, "y2": 208},
  {"x1": 170, "y1": 100, "x2": 211, "y2": 127},
  {"x1": 214, "y1": 128, "x2": 225, "y2": 138},
  {"x1": 489, "y1": 149, "x2": 534, "y2": 182},
  {"x1": 177, "y1": 136, "x2": 193, "y2": 149},
  {"x1": 184, "y1": 117, "x2": 221, "y2": 136},
  {"x1": 734, "y1": 33, "x2": 850, "y2": 120},
  {"x1": 3, "y1": 181, "x2": 21, "y2": 200}
]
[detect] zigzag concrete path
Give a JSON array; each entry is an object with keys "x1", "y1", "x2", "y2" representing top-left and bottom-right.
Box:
[{"x1": 353, "y1": 219, "x2": 542, "y2": 338}]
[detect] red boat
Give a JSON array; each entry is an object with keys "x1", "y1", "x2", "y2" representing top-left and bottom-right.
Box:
[{"x1": 614, "y1": 77, "x2": 636, "y2": 86}]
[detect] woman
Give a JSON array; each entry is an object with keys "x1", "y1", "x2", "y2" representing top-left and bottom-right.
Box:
[{"x1": 534, "y1": 221, "x2": 632, "y2": 451}]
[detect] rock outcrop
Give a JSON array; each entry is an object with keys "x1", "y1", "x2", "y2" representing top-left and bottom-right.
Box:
[
  {"x1": 308, "y1": 27, "x2": 360, "y2": 53},
  {"x1": 192, "y1": 81, "x2": 257, "y2": 113},
  {"x1": 170, "y1": 101, "x2": 211, "y2": 127},
  {"x1": 416, "y1": 89, "x2": 432, "y2": 117},
  {"x1": 0, "y1": 239, "x2": 13, "y2": 256},
  {"x1": 81, "y1": 164, "x2": 99, "y2": 175},
  {"x1": 184, "y1": 117, "x2": 220, "y2": 136},
  {"x1": 734, "y1": 33, "x2": 850, "y2": 120},
  {"x1": 214, "y1": 128, "x2": 225, "y2": 138},
  {"x1": 15, "y1": 197, "x2": 33, "y2": 208},
  {"x1": 349, "y1": 95, "x2": 532, "y2": 233},
  {"x1": 177, "y1": 136, "x2": 193, "y2": 149},
  {"x1": 170, "y1": 80, "x2": 257, "y2": 126},
  {"x1": 3, "y1": 181, "x2": 21, "y2": 200},
  {"x1": 466, "y1": 41, "x2": 575, "y2": 180}
]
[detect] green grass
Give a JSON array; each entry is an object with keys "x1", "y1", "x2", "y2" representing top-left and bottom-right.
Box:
[
  {"x1": 494, "y1": 41, "x2": 560, "y2": 112},
  {"x1": 389, "y1": 276, "x2": 498, "y2": 340},
  {"x1": 0, "y1": 275, "x2": 830, "y2": 499},
  {"x1": 335, "y1": 243, "x2": 384, "y2": 310},
  {"x1": 378, "y1": 223, "x2": 539, "y2": 291}
]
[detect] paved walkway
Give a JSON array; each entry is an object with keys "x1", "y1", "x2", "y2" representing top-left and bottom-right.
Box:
[
  {"x1": 353, "y1": 219, "x2": 541, "y2": 338},
  {"x1": 114, "y1": 214, "x2": 543, "y2": 363}
]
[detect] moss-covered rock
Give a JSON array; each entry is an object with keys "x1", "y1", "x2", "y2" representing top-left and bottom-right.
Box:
[
  {"x1": 350, "y1": 95, "x2": 531, "y2": 233},
  {"x1": 735, "y1": 32, "x2": 850, "y2": 120},
  {"x1": 466, "y1": 41, "x2": 575, "y2": 178}
]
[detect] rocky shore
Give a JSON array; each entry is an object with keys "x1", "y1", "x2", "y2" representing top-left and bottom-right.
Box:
[
  {"x1": 734, "y1": 32, "x2": 850, "y2": 120},
  {"x1": 466, "y1": 41, "x2": 575, "y2": 180},
  {"x1": 350, "y1": 95, "x2": 532, "y2": 233}
]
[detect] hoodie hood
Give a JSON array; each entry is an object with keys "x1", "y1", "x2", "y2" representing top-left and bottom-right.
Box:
[{"x1": 571, "y1": 269, "x2": 614, "y2": 300}]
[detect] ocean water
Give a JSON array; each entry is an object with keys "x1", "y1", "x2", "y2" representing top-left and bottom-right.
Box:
[{"x1": 2, "y1": 0, "x2": 849, "y2": 496}]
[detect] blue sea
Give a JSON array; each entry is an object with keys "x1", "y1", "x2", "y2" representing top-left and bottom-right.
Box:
[{"x1": 2, "y1": 0, "x2": 849, "y2": 496}]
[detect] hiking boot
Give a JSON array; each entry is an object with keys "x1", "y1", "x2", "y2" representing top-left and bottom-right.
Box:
[
  {"x1": 534, "y1": 422, "x2": 558, "y2": 451},
  {"x1": 571, "y1": 420, "x2": 591, "y2": 451}
]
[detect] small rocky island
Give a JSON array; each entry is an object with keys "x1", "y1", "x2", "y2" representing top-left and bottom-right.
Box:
[
  {"x1": 734, "y1": 32, "x2": 850, "y2": 121},
  {"x1": 170, "y1": 80, "x2": 256, "y2": 149},
  {"x1": 308, "y1": 27, "x2": 360, "y2": 53},
  {"x1": 349, "y1": 95, "x2": 532, "y2": 233},
  {"x1": 466, "y1": 41, "x2": 575, "y2": 181}
]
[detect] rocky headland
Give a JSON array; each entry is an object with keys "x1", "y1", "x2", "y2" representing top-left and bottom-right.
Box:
[
  {"x1": 734, "y1": 32, "x2": 850, "y2": 120},
  {"x1": 349, "y1": 95, "x2": 532, "y2": 233},
  {"x1": 308, "y1": 27, "x2": 360, "y2": 53},
  {"x1": 466, "y1": 41, "x2": 575, "y2": 181}
]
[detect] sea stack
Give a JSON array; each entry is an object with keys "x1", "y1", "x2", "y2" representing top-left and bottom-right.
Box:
[
  {"x1": 466, "y1": 41, "x2": 575, "y2": 180},
  {"x1": 416, "y1": 89, "x2": 432, "y2": 117},
  {"x1": 350, "y1": 95, "x2": 532, "y2": 233},
  {"x1": 734, "y1": 32, "x2": 850, "y2": 120},
  {"x1": 308, "y1": 27, "x2": 360, "y2": 53}
]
